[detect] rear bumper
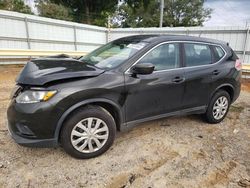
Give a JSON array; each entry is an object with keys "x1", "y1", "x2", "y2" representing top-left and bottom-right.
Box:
[{"x1": 232, "y1": 81, "x2": 241, "y2": 103}]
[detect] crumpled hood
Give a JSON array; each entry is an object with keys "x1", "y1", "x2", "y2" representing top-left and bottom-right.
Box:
[{"x1": 16, "y1": 57, "x2": 104, "y2": 86}]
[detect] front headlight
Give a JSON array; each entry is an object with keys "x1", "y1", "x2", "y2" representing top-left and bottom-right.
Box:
[{"x1": 16, "y1": 90, "x2": 57, "y2": 104}]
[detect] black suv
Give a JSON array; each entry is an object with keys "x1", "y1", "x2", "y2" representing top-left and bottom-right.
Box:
[{"x1": 7, "y1": 35, "x2": 241, "y2": 159}]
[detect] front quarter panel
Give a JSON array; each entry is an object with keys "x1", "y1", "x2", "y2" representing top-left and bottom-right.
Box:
[{"x1": 48, "y1": 72, "x2": 126, "y2": 136}]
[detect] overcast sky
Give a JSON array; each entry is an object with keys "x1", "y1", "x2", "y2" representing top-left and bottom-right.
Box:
[
  {"x1": 24, "y1": 0, "x2": 250, "y2": 27},
  {"x1": 204, "y1": 0, "x2": 250, "y2": 26}
]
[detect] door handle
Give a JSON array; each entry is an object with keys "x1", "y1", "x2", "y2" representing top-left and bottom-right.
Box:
[
  {"x1": 172, "y1": 76, "x2": 184, "y2": 83},
  {"x1": 213, "y1": 70, "x2": 220, "y2": 75}
]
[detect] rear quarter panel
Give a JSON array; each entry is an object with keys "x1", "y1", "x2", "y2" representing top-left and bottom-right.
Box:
[{"x1": 210, "y1": 53, "x2": 241, "y2": 103}]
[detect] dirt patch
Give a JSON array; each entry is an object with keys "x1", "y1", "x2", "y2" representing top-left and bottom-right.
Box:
[
  {"x1": 0, "y1": 65, "x2": 249, "y2": 188},
  {"x1": 200, "y1": 161, "x2": 237, "y2": 187},
  {"x1": 242, "y1": 79, "x2": 250, "y2": 92}
]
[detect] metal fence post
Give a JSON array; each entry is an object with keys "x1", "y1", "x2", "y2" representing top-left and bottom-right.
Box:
[
  {"x1": 199, "y1": 31, "x2": 203, "y2": 37},
  {"x1": 73, "y1": 26, "x2": 77, "y2": 51},
  {"x1": 243, "y1": 27, "x2": 249, "y2": 63},
  {"x1": 106, "y1": 30, "x2": 109, "y2": 43},
  {"x1": 24, "y1": 17, "x2": 31, "y2": 49}
]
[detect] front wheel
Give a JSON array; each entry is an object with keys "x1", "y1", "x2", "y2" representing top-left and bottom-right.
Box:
[
  {"x1": 204, "y1": 90, "x2": 231, "y2": 124},
  {"x1": 60, "y1": 105, "x2": 116, "y2": 159}
]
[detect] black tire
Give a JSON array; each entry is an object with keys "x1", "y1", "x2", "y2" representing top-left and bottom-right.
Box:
[
  {"x1": 204, "y1": 90, "x2": 231, "y2": 124},
  {"x1": 60, "y1": 105, "x2": 116, "y2": 159}
]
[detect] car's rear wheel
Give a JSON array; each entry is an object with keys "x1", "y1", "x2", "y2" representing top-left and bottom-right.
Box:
[
  {"x1": 60, "y1": 105, "x2": 116, "y2": 159},
  {"x1": 204, "y1": 90, "x2": 231, "y2": 124}
]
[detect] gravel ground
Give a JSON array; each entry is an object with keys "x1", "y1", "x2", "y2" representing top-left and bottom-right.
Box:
[{"x1": 0, "y1": 65, "x2": 249, "y2": 188}]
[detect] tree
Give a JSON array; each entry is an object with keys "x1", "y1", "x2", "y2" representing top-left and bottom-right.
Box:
[
  {"x1": 48, "y1": 0, "x2": 118, "y2": 27},
  {"x1": 0, "y1": 0, "x2": 211, "y2": 28},
  {"x1": 36, "y1": 0, "x2": 73, "y2": 21},
  {"x1": 114, "y1": 0, "x2": 212, "y2": 28},
  {"x1": 113, "y1": 0, "x2": 160, "y2": 28},
  {"x1": 0, "y1": 0, "x2": 33, "y2": 14},
  {"x1": 163, "y1": 0, "x2": 212, "y2": 27}
]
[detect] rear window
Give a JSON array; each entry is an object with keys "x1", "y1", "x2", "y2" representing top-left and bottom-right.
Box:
[
  {"x1": 213, "y1": 46, "x2": 225, "y2": 62},
  {"x1": 184, "y1": 43, "x2": 212, "y2": 67}
]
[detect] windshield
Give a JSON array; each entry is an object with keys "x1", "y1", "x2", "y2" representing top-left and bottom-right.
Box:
[{"x1": 79, "y1": 40, "x2": 148, "y2": 69}]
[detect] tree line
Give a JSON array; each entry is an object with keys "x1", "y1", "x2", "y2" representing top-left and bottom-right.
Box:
[{"x1": 0, "y1": 0, "x2": 212, "y2": 27}]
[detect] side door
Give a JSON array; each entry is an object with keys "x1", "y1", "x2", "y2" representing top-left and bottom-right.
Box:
[
  {"x1": 124, "y1": 42, "x2": 185, "y2": 123},
  {"x1": 182, "y1": 42, "x2": 216, "y2": 109}
]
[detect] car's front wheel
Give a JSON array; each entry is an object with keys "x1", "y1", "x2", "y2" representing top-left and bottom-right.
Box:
[
  {"x1": 60, "y1": 105, "x2": 116, "y2": 159},
  {"x1": 204, "y1": 90, "x2": 231, "y2": 124}
]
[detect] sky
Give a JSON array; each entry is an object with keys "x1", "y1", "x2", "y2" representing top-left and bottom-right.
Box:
[
  {"x1": 24, "y1": 0, "x2": 250, "y2": 27},
  {"x1": 204, "y1": 0, "x2": 250, "y2": 26}
]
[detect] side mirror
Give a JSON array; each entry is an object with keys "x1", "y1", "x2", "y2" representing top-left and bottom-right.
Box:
[{"x1": 131, "y1": 63, "x2": 155, "y2": 75}]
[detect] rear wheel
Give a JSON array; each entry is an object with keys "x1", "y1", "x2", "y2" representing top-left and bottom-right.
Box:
[
  {"x1": 60, "y1": 105, "x2": 116, "y2": 159},
  {"x1": 204, "y1": 90, "x2": 231, "y2": 124}
]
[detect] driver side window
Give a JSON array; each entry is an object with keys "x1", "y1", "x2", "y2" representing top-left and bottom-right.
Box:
[{"x1": 138, "y1": 43, "x2": 180, "y2": 71}]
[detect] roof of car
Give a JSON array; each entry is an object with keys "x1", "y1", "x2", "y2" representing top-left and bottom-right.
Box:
[{"x1": 117, "y1": 34, "x2": 227, "y2": 46}]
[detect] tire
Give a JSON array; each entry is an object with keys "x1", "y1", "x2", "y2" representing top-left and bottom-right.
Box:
[
  {"x1": 204, "y1": 90, "x2": 231, "y2": 124},
  {"x1": 60, "y1": 105, "x2": 116, "y2": 159}
]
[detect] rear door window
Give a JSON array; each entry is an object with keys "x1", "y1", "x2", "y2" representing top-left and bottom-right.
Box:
[{"x1": 184, "y1": 43, "x2": 212, "y2": 67}]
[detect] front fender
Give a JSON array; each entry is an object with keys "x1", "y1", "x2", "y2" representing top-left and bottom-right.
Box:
[{"x1": 54, "y1": 98, "x2": 123, "y2": 143}]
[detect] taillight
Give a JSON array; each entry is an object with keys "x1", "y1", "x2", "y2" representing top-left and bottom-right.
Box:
[{"x1": 235, "y1": 59, "x2": 242, "y2": 71}]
